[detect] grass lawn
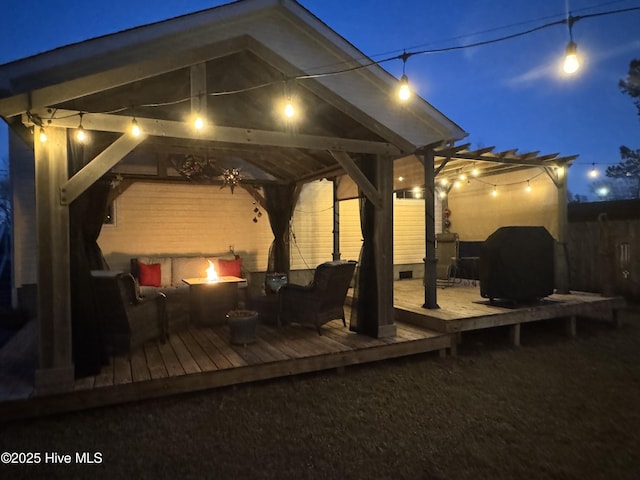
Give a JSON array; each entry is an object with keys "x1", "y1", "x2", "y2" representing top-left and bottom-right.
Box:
[{"x1": 1, "y1": 313, "x2": 639, "y2": 479}]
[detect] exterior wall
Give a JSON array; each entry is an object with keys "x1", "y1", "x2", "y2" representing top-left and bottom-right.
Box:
[
  {"x1": 446, "y1": 168, "x2": 559, "y2": 241},
  {"x1": 9, "y1": 128, "x2": 37, "y2": 288},
  {"x1": 290, "y1": 180, "x2": 443, "y2": 278},
  {"x1": 98, "y1": 181, "x2": 273, "y2": 273}
]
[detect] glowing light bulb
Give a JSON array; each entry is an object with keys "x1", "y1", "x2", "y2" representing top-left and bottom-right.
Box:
[
  {"x1": 563, "y1": 41, "x2": 579, "y2": 74},
  {"x1": 39, "y1": 127, "x2": 47, "y2": 143},
  {"x1": 588, "y1": 165, "x2": 599, "y2": 179},
  {"x1": 398, "y1": 74, "x2": 411, "y2": 101},
  {"x1": 398, "y1": 176, "x2": 404, "y2": 182},
  {"x1": 131, "y1": 118, "x2": 141, "y2": 137},
  {"x1": 194, "y1": 116, "x2": 205, "y2": 130},
  {"x1": 439, "y1": 178, "x2": 448, "y2": 187},
  {"x1": 284, "y1": 101, "x2": 295, "y2": 118},
  {"x1": 525, "y1": 181, "x2": 532, "y2": 193},
  {"x1": 439, "y1": 190, "x2": 447, "y2": 199},
  {"x1": 76, "y1": 126, "x2": 86, "y2": 143},
  {"x1": 471, "y1": 167, "x2": 479, "y2": 177},
  {"x1": 492, "y1": 186, "x2": 498, "y2": 197}
]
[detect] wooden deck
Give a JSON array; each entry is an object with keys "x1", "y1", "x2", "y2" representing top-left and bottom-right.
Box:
[
  {"x1": 0, "y1": 314, "x2": 453, "y2": 421},
  {"x1": 0, "y1": 279, "x2": 626, "y2": 421},
  {"x1": 395, "y1": 279, "x2": 626, "y2": 347}
]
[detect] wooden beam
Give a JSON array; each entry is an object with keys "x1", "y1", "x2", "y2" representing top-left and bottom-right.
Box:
[
  {"x1": 374, "y1": 154, "x2": 396, "y2": 338},
  {"x1": 329, "y1": 151, "x2": 382, "y2": 209},
  {"x1": 25, "y1": 110, "x2": 401, "y2": 156},
  {"x1": 60, "y1": 134, "x2": 145, "y2": 205},
  {"x1": 34, "y1": 127, "x2": 75, "y2": 393}
]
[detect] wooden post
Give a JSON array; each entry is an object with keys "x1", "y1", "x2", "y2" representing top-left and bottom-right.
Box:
[
  {"x1": 34, "y1": 127, "x2": 75, "y2": 393},
  {"x1": 555, "y1": 166, "x2": 570, "y2": 294},
  {"x1": 332, "y1": 178, "x2": 341, "y2": 261},
  {"x1": 423, "y1": 149, "x2": 439, "y2": 309},
  {"x1": 374, "y1": 154, "x2": 396, "y2": 338}
]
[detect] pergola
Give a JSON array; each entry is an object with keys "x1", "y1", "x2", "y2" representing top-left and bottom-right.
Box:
[{"x1": 0, "y1": 0, "x2": 574, "y2": 392}]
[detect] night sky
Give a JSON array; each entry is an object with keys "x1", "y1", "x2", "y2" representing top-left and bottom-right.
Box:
[{"x1": 1, "y1": 0, "x2": 639, "y2": 198}]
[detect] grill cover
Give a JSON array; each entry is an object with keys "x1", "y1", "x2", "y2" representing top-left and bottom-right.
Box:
[{"x1": 480, "y1": 226, "x2": 555, "y2": 301}]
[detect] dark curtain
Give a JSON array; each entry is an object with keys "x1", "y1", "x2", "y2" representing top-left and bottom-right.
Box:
[
  {"x1": 68, "y1": 141, "x2": 110, "y2": 377},
  {"x1": 263, "y1": 183, "x2": 296, "y2": 274},
  {"x1": 349, "y1": 158, "x2": 378, "y2": 335}
]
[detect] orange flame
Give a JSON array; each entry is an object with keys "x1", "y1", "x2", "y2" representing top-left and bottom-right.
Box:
[{"x1": 206, "y1": 260, "x2": 219, "y2": 282}]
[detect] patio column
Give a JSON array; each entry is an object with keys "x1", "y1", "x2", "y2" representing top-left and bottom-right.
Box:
[
  {"x1": 423, "y1": 148, "x2": 438, "y2": 309},
  {"x1": 374, "y1": 154, "x2": 396, "y2": 338},
  {"x1": 34, "y1": 126, "x2": 74, "y2": 393}
]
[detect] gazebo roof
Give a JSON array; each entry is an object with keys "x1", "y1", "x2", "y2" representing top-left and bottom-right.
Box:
[{"x1": 0, "y1": 0, "x2": 468, "y2": 185}]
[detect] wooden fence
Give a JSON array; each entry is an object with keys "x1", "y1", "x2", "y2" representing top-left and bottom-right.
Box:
[{"x1": 567, "y1": 199, "x2": 640, "y2": 299}]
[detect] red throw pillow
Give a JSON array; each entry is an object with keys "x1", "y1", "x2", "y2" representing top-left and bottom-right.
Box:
[
  {"x1": 218, "y1": 258, "x2": 242, "y2": 277},
  {"x1": 138, "y1": 261, "x2": 162, "y2": 287}
]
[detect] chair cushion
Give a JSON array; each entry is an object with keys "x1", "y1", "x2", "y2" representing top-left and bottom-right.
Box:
[
  {"x1": 138, "y1": 262, "x2": 162, "y2": 287},
  {"x1": 218, "y1": 257, "x2": 242, "y2": 277},
  {"x1": 171, "y1": 256, "x2": 210, "y2": 285}
]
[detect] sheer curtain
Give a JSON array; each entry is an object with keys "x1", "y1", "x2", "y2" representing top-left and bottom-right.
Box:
[{"x1": 263, "y1": 183, "x2": 297, "y2": 274}]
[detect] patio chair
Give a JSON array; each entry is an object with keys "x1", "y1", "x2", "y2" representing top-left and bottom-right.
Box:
[
  {"x1": 91, "y1": 270, "x2": 168, "y2": 354},
  {"x1": 436, "y1": 232, "x2": 459, "y2": 288},
  {"x1": 278, "y1": 260, "x2": 357, "y2": 334}
]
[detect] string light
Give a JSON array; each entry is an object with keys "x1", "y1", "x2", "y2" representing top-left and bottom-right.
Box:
[
  {"x1": 76, "y1": 113, "x2": 86, "y2": 143},
  {"x1": 525, "y1": 180, "x2": 532, "y2": 193},
  {"x1": 194, "y1": 115, "x2": 205, "y2": 130},
  {"x1": 588, "y1": 163, "x2": 599, "y2": 178},
  {"x1": 130, "y1": 117, "x2": 141, "y2": 137},
  {"x1": 39, "y1": 127, "x2": 47, "y2": 143},
  {"x1": 563, "y1": 14, "x2": 580, "y2": 75},
  {"x1": 492, "y1": 185, "x2": 498, "y2": 197},
  {"x1": 398, "y1": 51, "x2": 412, "y2": 102},
  {"x1": 284, "y1": 99, "x2": 295, "y2": 118}
]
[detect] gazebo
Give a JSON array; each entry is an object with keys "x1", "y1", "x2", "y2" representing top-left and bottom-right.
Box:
[{"x1": 0, "y1": 0, "x2": 575, "y2": 394}]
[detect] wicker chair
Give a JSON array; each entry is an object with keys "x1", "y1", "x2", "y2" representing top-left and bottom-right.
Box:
[
  {"x1": 278, "y1": 260, "x2": 357, "y2": 334},
  {"x1": 91, "y1": 270, "x2": 168, "y2": 354}
]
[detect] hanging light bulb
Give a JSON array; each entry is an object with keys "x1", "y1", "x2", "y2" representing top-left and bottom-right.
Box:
[
  {"x1": 588, "y1": 163, "x2": 599, "y2": 179},
  {"x1": 563, "y1": 41, "x2": 580, "y2": 74},
  {"x1": 194, "y1": 115, "x2": 205, "y2": 130},
  {"x1": 563, "y1": 14, "x2": 580, "y2": 75},
  {"x1": 491, "y1": 186, "x2": 498, "y2": 197},
  {"x1": 39, "y1": 127, "x2": 47, "y2": 143},
  {"x1": 284, "y1": 99, "x2": 295, "y2": 118},
  {"x1": 76, "y1": 113, "x2": 86, "y2": 143},
  {"x1": 398, "y1": 51, "x2": 412, "y2": 102},
  {"x1": 398, "y1": 74, "x2": 411, "y2": 102},
  {"x1": 471, "y1": 165, "x2": 479, "y2": 177},
  {"x1": 130, "y1": 118, "x2": 141, "y2": 137},
  {"x1": 525, "y1": 180, "x2": 532, "y2": 193}
]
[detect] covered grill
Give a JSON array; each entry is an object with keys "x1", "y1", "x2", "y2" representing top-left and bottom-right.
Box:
[{"x1": 480, "y1": 226, "x2": 555, "y2": 303}]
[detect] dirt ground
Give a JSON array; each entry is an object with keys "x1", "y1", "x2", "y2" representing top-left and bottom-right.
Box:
[{"x1": 1, "y1": 311, "x2": 639, "y2": 479}]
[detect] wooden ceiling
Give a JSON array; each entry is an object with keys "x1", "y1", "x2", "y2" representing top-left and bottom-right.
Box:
[{"x1": 46, "y1": 48, "x2": 395, "y2": 186}]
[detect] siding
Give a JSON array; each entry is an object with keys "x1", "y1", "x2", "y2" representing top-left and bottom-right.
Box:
[
  {"x1": 448, "y1": 169, "x2": 559, "y2": 241},
  {"x1": 99, "y1": 182, "x2": 273, "y2": 272},
  {"x1": 290, "y1": 180, "x2": 443, "y2": 270}
]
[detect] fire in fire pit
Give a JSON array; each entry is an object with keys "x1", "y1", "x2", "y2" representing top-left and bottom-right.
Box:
[{"x1": 206, "y1": 260, "x2": 219, "y2": 282}]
